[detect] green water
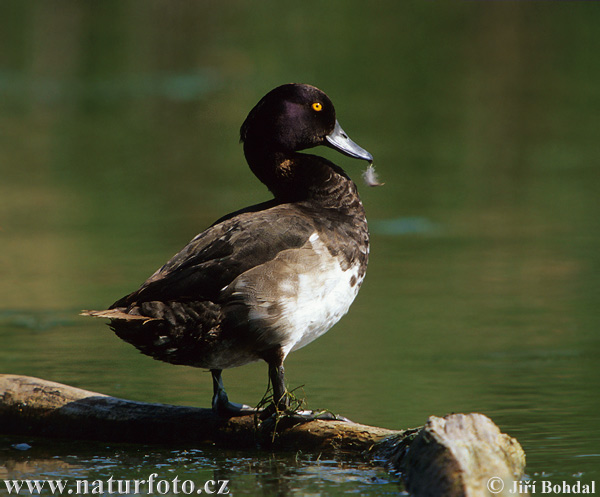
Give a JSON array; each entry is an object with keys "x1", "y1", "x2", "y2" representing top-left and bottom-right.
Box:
[{"x1": 1, "y1": 1, "x2": 599, "y2": 495}]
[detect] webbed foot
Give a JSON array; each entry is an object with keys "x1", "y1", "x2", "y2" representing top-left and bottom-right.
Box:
[
  {"x1": 288, "y1": 410, "x2": 352, "y2": 423},
  {"x1": 258, "y1": 407, "x2": 352, "y2": 435}
]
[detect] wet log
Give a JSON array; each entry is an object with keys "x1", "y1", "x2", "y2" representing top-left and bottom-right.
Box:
[{"x1": 0, "y1": 374, "x2": 526, "y2": 496}]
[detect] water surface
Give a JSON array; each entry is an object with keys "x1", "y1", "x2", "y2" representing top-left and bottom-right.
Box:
[{"x1": 1, "y1": 1, "x2": 599, "y2": 495}]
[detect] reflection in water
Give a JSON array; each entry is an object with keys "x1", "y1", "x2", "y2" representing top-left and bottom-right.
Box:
[{"x1": 0, "y1": 437, "x2": 398, "y2": 496}]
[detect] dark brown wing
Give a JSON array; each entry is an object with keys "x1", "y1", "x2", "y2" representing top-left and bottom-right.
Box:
[{"x1": 109, "y1": 202, "x2": 318, "y2": 309}]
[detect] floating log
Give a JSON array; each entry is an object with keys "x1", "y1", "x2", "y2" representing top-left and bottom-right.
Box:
[{"x1": 0, "y1": 375, "x2": 526, "y2": 496}]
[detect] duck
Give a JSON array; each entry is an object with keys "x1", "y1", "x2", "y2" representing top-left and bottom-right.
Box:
[{"x1": 83, "y1": 83, "x2": 374, "y2": 418}]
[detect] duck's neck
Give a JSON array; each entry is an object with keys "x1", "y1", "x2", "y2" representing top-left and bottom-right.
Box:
[{"x1": 244, "y1": 143, "x2": 362, "y2": 211}]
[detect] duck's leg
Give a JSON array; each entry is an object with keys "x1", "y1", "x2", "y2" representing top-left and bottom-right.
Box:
[
  {"x1": 269, "y1": 360, "x2": 289, "y2": 411},
  {"x1": 264, "y1": 351, "x2": 350, "y2": 422},
  {"x1": 210, "y1": 369, "x2": 257, "y2": 417}
]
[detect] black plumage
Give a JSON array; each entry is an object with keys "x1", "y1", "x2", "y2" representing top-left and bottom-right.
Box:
[{"x1": 83, "y1": 84, "x2": 374, "y2": 416}]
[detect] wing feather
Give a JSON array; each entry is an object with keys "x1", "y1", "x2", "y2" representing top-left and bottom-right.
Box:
[{"x1": 110, "y1": 203, "x2": 316, "y2": 308}]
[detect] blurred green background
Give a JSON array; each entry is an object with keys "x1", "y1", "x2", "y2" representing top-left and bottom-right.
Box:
[{"x1": 1, "y1": 1, "x2": 599, "y2": 494}]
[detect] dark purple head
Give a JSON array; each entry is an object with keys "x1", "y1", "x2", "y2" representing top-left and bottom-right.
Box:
[{"x1": 241, "y1": 84, "x2": 372, "y2": 162}]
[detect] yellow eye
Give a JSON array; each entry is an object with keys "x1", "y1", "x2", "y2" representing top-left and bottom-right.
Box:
[{"x1": 312, "y1": 102, "x2": 323, "y2": 112}]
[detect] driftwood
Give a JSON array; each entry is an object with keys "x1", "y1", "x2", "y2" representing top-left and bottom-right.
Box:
[{"x1": 0, "y1": 375, "x2": 526, "y2": 496}]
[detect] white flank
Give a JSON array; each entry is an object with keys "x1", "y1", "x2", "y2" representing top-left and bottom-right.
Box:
[{"x1": 275, "y1": 233, "x2": 363, "y2": 357}]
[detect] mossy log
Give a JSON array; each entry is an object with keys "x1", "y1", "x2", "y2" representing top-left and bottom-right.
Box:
[{"x1": 0, "y1": 375, "x2": 526, "y2": 496}]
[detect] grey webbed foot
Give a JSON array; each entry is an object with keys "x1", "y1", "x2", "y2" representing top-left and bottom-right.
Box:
[
  {"x1": 258, "y1": 408, "x2": 352, "y2": 435},
  {"x1": 290, "y1": 410, "x2": 352, "y2": 423}
]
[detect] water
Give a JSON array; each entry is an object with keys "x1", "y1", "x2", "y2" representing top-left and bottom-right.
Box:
[
  {"x1": 0, "y1": 440, "x2": 395, "y2": 496},
  {"x1": 1, "y1": 1, "x2": 599, "y2": 495}
]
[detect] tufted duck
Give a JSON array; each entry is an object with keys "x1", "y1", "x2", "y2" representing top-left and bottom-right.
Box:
[{"x1": 83, "y1": 84, "x2": 374, "y2": 418}]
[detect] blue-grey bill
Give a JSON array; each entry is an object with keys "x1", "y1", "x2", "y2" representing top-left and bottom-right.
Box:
[{"x1": 325, "y1": 120, "x2": 373, "y2": 162}]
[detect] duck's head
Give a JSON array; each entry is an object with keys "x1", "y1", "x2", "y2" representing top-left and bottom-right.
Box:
[{"x1": 241, "y1": 83, "x2": 373, "y2": 163}]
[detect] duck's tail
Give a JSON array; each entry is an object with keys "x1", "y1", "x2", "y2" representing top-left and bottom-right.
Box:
[
  {"x1": 81, "y1": 301, "x2": 226, "y2": 368},
  {"x1": 80, "y1": 308, "x2": 156, "y2": 322}
]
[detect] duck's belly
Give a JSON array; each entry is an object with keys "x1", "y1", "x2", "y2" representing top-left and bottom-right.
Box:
[{"x1": 232, "y1": 232, "x2": 366, "y2": 359}]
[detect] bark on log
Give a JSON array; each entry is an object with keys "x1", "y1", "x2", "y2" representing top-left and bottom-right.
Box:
[
  {"x1": 0, "y1": 375, "x2": 526, "y2": 496},
  {"x1": 370, "y1": 414, "x2": 528, "y2": 497}
]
